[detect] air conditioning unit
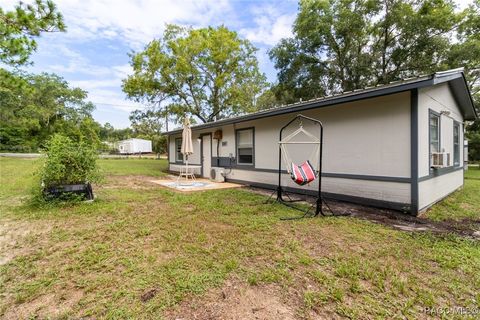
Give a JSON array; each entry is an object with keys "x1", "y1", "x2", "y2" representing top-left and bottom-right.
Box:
[
  {"x1": 210, "y1": 167, "x2": 225, "y2": 182},
  {"x1": 431, "y1": 152, "x2": 450, "y2": 168}
]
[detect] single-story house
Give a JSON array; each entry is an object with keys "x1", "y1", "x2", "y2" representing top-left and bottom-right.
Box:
[
  {"x1": 165, "y1": 68, "x2": 477, "y2": 215},
  {"x1": 117, "y1": 138, "x2": 152, "y2": 154}
]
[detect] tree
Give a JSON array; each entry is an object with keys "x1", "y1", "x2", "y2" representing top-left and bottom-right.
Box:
[
  {"x1": 129, "y1": 109, "x2": 166, "y2": 154},
  {"x1": 256, "y1": 88, "x2": 279, "y2": 110},
  {"x1": 444, "y1": 0, "x2": 480, "y2": 162},
  {"x1": 99, "y1": 122, "x2": 115, "y2": 142},
  {"x1": 0, "y1": 72, "x2": 100, "y2": 151},
  {"x1": 466, "y1": 121, "x2": 480, "y2": 162},
  {"x1": 269, "y1": 0, "x2": 460, "y2": 103},
  {"x1": 123, "y1": 24, "x2": 268, "y2": 124},
  {"x1": 0, "y1": 1, "x2": 99, "y2": 154},
  {"x1": 129, "y1": 109, "x2": 163, "y2": 136},
  {"x1": 0, "y1": 0, "x2": 65, "y2": 66},
  {"x1": 445, "y1": 0, "x2": 479, "y2": 106}
]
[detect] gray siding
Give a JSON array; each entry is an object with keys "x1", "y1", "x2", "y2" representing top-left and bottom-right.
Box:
[
  {"x1": 170, "y1": 92, "x2": 412, "y2": 210},
  {"x1": 417, "y1": 83, "x2": 465, "y2": 210}
]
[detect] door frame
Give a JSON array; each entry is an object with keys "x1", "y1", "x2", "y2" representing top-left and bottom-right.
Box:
[{"x1": 200, "y1": 133, "x2": 212, "y2": 177}]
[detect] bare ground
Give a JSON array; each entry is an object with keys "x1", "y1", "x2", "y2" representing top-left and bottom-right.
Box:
[
  {"x1": 99, "y1": 175, "x2": 480, "y2": 240},
  {"x1": 2, "y1": 290, "x2": 84, "y2": 320},
  {"x1": 0, "y1": 219, "x2": 52, "y2": 266},
  {"x1": 166, "y1": 279, "x2": 299, "y2": 320},
  {"x1": 1, "y1": 175, "x2": 478, "y2": 319},
  {"x1": 249, "y1": 187, "x2": 480, "y2": 239},
  {"x1": 98, "y1": 175, "x2": 160, "y2": 190}
]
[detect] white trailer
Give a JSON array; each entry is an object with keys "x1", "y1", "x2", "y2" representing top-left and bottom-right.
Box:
[{"x1": 117, "y1": 138, "x2": 152, "y2": 154}]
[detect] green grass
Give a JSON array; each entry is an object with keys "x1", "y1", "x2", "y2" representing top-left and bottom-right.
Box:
[
  {"x1": 0, "y1": 157, "x2": 167, "y2": 211},
  {"x1": 98, "y1": 158, "x2": 168, "y2": 176},
  {"x1": 424, "y1": 168, "x2": 480, "y2": 222},
  {"x1": 465, "y1": 167, "x2": 480, "y2": 180},
  {"x1": 0, "y1": 157, "x2": 479, "y2": 319}
]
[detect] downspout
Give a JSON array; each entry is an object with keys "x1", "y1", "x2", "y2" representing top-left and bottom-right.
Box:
[
  {"x1": 410, "y1": 89, "x2": 419, "y2": 215},
  {"x1": 217, "y1": 139, "x2": 220, "y2": 167}
]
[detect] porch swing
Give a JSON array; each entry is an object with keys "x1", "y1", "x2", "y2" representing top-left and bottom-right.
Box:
[
  {"x1": 268, "y1": 114, "x2": 336, "y2": 219},
  {"x1": 280, "y1": 123, "x2": 320, "y2": 186}
]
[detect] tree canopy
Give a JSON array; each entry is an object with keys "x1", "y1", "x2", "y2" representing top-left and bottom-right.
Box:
[
  {"x1": 269, "y1": 0, "x2": 471, "y2": 104},
  {"x1": 0, "y1": 72, "x2": 101, "y2": 151},
  {"x1": 122, "y1": 24, "x2": 268, "y2": 124},
  {"x1": 129, "y1": 109, "x2": 166, "y2": 154},
  {"x1": 0, "y1": 1, "x2": 157, "y2": 154},
  {"x1": 267, "y1": 0, "x2": 479, "y2": 161},
  {"x1": 445, "y1": 0, "x2": 480, "y2": 108},
  {"x1": 0, "y1": 0, "x2": 65, "y2": 66}
]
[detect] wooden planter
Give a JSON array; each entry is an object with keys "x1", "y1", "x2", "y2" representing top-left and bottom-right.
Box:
[{"x1": 44, "y1": 183, "x2": 94, "y2": 201}]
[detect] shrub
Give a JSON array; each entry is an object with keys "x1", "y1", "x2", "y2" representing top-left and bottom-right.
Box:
[{"x1": 39, "y1": 134, "x2": 102, "y2": 189}]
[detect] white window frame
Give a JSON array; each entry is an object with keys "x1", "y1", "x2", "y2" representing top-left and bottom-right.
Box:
[
  {"x1": 429, "y1": 110, "x2": 441, "y2": 169},
  {"x1": 175, "y1": 138, "x2": 183, "y2": 163},
  {"x1": 235, "y1": 128, "x2": 254, "y2": 166},
  {"x1": 453, "y1": 122, "x2": 461, "y2": 167}
]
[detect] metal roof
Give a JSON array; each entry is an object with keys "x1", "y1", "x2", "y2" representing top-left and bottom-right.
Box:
[{"x1": 165, "y1": 68, "x2": 477, "y2": 135}]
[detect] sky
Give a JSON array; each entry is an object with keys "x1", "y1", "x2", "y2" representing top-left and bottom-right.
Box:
[{"x1": 0, "y1": 0, "x2": 474, "y2": 128}]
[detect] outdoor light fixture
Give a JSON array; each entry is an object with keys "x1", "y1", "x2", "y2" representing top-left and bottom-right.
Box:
[{"x1": 440, "y1": 110, "x2": 451, "y2": 116}]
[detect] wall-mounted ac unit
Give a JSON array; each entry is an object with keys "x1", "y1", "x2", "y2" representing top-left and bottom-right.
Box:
[
  {"x1": 210, "y1": 167, "x2": 225, "y2": 182},
  {"x1": 431, "y1": 152, "x2": 450, "y2": 168}
]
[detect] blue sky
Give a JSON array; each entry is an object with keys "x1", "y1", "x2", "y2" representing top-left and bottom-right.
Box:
[{"x1": 0, "y1": 0, "x2": 473, "y2": 128}]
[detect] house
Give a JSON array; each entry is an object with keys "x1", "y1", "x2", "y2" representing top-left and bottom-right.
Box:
[
  {"x1": 117, "y1": 138, "x2": 152, "y2": 154},
  {"x1": 165, "y1": 68, "x2": 477, "y2": 215}
]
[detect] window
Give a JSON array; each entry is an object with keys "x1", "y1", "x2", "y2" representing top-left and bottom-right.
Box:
[
  {"x1": 236, "y1": 128, "x2": 254, "y2": 165},
  {"x1": 175, "y1": 138, "x2": 183, "y2": 162},
  {"x1": 429, "y1": 112, "x2": 440, "y2": 154},
  {"x1": 453, "y1": 122, "x2": 460, "y2": 167}
]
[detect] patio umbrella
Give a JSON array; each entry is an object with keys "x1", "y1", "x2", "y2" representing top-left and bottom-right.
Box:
[{"x1": 181, "y1": 118, "x2": 194, "y2": 167}]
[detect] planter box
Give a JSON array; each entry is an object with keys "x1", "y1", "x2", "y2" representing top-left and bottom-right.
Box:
[{"x1": 44, "y1": 183, "x2": 94, "y2": 201}]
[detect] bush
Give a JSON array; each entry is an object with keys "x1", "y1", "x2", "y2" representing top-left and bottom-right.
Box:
[{"x1": 39, "y1": 134, "x2": 102, "y2": 189}]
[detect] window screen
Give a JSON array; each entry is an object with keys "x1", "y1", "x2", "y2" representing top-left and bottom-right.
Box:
[
  {"x1": 429, "y1": 113, "x2": 440, "y2": 153},
  {"x1": 175, "y1": 138, "x2": 183, "y2": 162},
  {"x1": 236, "y1": 128, "x2": 254, "y2": 165},
  {"x1": 453, "y1": 123, "x2": 460, "y2": 167}
]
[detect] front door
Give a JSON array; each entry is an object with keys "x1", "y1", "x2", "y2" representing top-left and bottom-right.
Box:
[{"x1": 202, "y1": 134, "x2": 212, "y2": 178}]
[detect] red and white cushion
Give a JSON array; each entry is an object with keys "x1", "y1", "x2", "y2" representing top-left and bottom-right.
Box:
[{"x1": 290, "y1": 160, "x2": 317, "y2": 185}]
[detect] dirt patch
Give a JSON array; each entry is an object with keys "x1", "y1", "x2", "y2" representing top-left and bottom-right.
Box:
[
  {"x1": 166, "y1": 279, "x2": 297, "y2": 320},
  {"x1": 141, "y1": 288, "x2": 158, "y2": 302},
  {"x1": 0, "y1": 195, "x2": 29, "y2": 207},
  {"x1": 98, "y1": 175, "x2": 159, "y2": 190},
  {"x1": 2, "y1": 290, "x2": 83, "y2": 319},
  {"x1": 249, "y1": 187, "x2": 480, "y2": 239},
  {"x1": 0, "y1": 219, "x2": 52, "y2": 265},
  {"x1": 345, "y1": 203, "x2": 480, "y2": 238}
]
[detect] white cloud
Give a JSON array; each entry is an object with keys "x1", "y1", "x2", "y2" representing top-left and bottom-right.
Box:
[
  {"x1": 455, "y1": 0, "x2": 474, "y2": 9},
  {"x1": 5, "y1": 0, "x2": 472, "y2": 128},
  {"x1": 86, "y1": 88, "x2": 143, "y2": 113},
  {"x1": 50, "y1": 0, "x2": 235, "y2": 48},
  {"x1": 28, "y1": 43, "x2": 113, "y2": 77},
  {"x1": 1, "y1": 0, "x2": 236, "y2": 47},
  {"x1": 68, "y1": 63, "x2": 141, "y2": 114},
  {"x1": 239, "y1": 5, "x2": 295, "y2": 46}
]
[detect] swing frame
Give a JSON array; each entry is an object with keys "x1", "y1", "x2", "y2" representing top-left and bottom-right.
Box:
[{"x1": 273, "y1": 114, "x2": 331, "y2": 218}]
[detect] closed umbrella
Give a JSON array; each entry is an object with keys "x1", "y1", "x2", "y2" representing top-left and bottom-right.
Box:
[
  {"x1": 181, "y1": 118, "x2": 194, "y2": 163},
  {"x1": 178, "y1": 118, "x2": 194, "y2": 185}
]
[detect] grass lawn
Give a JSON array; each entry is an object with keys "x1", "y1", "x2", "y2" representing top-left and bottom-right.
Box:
[
  {"x1": 423, "y1": 168, "x2": 480, "y2": 222},
  {"x1": 0, "y1": 157, "x2": 479, "y2": 319},
  {"x1": 98, "y1": 158, "x2": 168, "y2": 177}
]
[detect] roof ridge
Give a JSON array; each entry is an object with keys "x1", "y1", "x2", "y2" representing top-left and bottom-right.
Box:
[{"x1": 165, "y1": 68, "x2": 469, "y2": 134}]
